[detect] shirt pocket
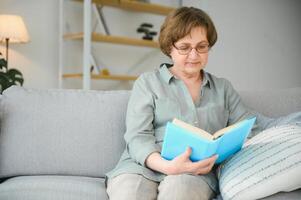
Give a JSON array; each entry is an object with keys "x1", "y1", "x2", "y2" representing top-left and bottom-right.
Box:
[{"x1": 154, "y1": 98, "x2": 180, "y2": 127}]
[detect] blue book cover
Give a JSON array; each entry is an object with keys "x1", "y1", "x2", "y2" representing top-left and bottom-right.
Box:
[{"x1": 161, "y1": 117, "x2": 256, "y2": 164}]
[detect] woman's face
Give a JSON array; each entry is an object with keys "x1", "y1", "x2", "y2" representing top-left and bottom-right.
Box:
[{"x1": 170, "y1": 26, "x2": 209, "y2": 76}]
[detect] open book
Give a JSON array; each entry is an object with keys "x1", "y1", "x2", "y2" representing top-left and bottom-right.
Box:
[{"x1": 161, "y1": 117, "x2": 256, "y2": 164}]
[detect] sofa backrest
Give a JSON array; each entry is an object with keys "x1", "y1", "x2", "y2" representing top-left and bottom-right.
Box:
[
  {"x1": 0, "y1": 86, "x2": 300, "y2": 179},
  {"x1": 0, "y1": 86, "x2": 129, "y2": 179},
  {"x1": 239, "y1": 87, "x2": 301, "y2": 117}
]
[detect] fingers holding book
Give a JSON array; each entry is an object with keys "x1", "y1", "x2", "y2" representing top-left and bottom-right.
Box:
[
  {"x1": 167, "y1": 147, "x2": 218, "y2": 175},
  {"x1": 191, "y1": 154, "x2": 218, "y2": 175}
]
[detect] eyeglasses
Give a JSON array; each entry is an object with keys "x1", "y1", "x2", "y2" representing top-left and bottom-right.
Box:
[{"x1": 173, "y1": 43, "x2": 210, "y2": 55}]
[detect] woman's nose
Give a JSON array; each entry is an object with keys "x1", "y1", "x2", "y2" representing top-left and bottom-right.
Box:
[{"x1": 188, "y1": 48, "x2": 199, "y2": 58}]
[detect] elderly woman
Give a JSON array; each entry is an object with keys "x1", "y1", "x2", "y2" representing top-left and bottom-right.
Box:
[{"x1": 106, "y1": 6, "x2": 274, "y2": 200}]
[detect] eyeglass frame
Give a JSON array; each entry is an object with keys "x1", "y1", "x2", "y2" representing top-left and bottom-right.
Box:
[{"x1": 172, "y1": 42, "x2": 211, "y2": 55}]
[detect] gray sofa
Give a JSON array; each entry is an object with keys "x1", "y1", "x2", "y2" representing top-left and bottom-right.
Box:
[{"x1": 0, "y1": 86, "x2": 300, "y2": 200}]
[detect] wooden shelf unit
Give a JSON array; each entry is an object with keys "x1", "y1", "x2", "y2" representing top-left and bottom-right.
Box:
[
  {"x1": 60, "y1": 0, "x2": 175, "y2": 89},
  {"x1": 64, "y1": 32, "x2": 159, "y2": 48},
  {"x1": 75, "y1": 0, "x2": 175, "y2": 15},
  {"x1": 63, "y1": 73, "x2": 137, "y2": 81}
]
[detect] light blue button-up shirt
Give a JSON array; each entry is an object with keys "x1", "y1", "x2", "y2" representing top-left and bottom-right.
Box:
[{"x1": 106, "y1": 64, "x2": 272, "y2": 191}]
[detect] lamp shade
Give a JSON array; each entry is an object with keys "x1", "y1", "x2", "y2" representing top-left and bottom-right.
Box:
[{"x1": 0, "y1": 15, "x2": 30, "y2": 43}]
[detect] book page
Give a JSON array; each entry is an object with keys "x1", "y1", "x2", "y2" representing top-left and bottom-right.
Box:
[
  {"x1": 213, "y1": 122, "x2": 240, "y2": 139},
  {"x1": 172, "y1": 118, "x2": 214, "y2": 140}
]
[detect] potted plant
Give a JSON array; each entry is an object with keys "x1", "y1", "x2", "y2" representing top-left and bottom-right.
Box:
[{"x1": 0, "y1": 52, "x2": 24, "y2": 94}]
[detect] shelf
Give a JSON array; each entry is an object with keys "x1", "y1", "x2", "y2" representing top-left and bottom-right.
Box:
[
  {"x1": 60, "y1": 0, "x2": 168, "y2": 89},
  {"x1": 64, "y1": 32, "x2": 159, "y2": 48},
  {"x1": 63, "y1": 73, "x2": 137, "y2": 81},
  {"x1": 75, "y1": 0, "x2": 175, "y2": 15}
]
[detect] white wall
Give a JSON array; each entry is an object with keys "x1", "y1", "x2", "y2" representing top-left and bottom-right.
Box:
[
  {"x1": 1, "y1": 0, "x2": 300, "y2": 91},
  {"x1": 203, "y1": 0, "x2": 301, "y2": 90}
]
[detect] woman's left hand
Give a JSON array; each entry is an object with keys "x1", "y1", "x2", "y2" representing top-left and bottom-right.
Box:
[
  {"x1": 165, "y1": 147, "x2": 218, "y2": 175},
  {"x1": 145, "y1": 147, "x2": 218, "y2": 175}
]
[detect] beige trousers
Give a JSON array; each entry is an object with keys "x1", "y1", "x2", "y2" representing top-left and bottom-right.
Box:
[{"x1": 106, "y1": 174, "x2": 214, "y2": 200}]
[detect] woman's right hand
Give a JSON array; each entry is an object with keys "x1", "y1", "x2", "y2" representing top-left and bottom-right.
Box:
[{"x1": 166, "y1": 147, "x2": 218, "y2": 175}]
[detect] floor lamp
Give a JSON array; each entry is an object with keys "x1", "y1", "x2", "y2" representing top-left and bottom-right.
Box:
[{"x1": 0, "y1": 15, "x2": 30, "y2": 66}]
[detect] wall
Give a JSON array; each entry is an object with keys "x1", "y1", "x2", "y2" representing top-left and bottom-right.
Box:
[
  {"x1": 0, "y1": 0, "x2": 59, "y2": 89},
  {"x1": 203, "y1": 0, "x2": 301, "y2": 90},
  {"x1": 0, "y1": 0, "x2": 300, "y2": 91}
]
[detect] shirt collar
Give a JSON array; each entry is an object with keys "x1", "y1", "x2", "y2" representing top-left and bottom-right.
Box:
[
  {"x1": 159, "y1": 63, "x2": 174, "y2": 84},
  {"x1": 202, "y1": 70, "x2": 211, "y2": 89},
  {"x1": 159, "y1": 63, "x2": 211, "y2": 89}
]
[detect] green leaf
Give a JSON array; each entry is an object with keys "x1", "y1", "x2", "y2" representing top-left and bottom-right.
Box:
[
  {"x1": 6, "y1": 69, "x2": 24, "y2": 86},
  {"x1": 0, "y1": 54, "x2": 25, "y2": 94},
  {"x1": 0, "y1": 72, "x2": 11, "y2": 93},
  {"x1": 0, "y1": 58, "x2": 7, "y2": 71}
]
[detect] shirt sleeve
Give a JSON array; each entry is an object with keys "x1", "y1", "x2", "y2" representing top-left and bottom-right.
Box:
[
  {"x1": 224, "y1": 79, "x2": 252, "y2": 125},
  {"x1": 222, "y1": 79, "x2": 301, "y2": 138},
  {"x1": 223, "y1": 79, "x2": 279, "y2": 137},
  {"x1": 123, "y1": 75, "x2": 161, "y2": 167}
]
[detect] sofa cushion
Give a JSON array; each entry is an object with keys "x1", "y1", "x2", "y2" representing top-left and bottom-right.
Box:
[
  {"x1": 218, "y1": 125, "x2": 301, "y2": 200},
  {"x1": 0, "y1": 176, "x2": 108, "y2": 200},
  {"x1": 0, "y1": 86, "x2": 129, "y2": 178}
]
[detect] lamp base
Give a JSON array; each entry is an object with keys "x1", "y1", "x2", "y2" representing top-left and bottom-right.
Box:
[{"x1": 5, "y1": 38, "x2": 9, "y2": 65}]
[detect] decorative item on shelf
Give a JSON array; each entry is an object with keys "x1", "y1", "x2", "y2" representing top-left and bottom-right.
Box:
[
  {"x1": 90, "y1": 65, "x2": 101, "y2": 74},
  {"x1": 136, "y1": 23, "x2": 157, "y2": 40},
  {"x1": 100, "y1": 68, "x2": 110, "y2": 76},
  {"x1": 90, "y1": 65, "x2": 110, "y2": 76},
  {"x1": 0, "y1": 15, "x2": 30, "y2": 93}
]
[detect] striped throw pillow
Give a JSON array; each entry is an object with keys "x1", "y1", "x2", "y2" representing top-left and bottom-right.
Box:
[{"x1": 218, "y1": 125, "x2": 301, "y2": 200}]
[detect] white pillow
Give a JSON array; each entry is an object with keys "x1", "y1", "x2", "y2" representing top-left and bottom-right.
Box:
[{"x1": 218, "y1": 125, "x2": 301, "y2": 200}]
